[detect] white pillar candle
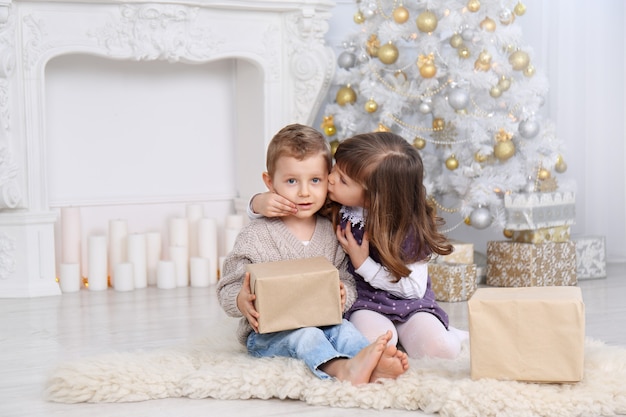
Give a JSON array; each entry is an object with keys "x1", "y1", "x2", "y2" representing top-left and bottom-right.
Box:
[
  {"x1": 190, "y1": 257, "x2": 211, "y2": 287},
  {"x1": 113, "y1": 262, "x2": 134, "y2": 292},
  {"x1": 224, "y1": 228, "x2": 240, "y2": 255},
  {"x1": 186, "y1": 204, "x2": 203, "y2": 258},
  {"x1": 169, "y1": 217, "x2": 188, "y2": 248},
  {"x1": 169, "y1": 245, "x2": 189, "y2": 287},
  {"x1": 157, "y1": 260, "x2": 176, "y2": 289},
  {"x1": 198, "y1": 218, "x2": 218, "y2": 283},
  {"x1": 59, "y1": 263, "x2": 81, "y2": 293},
  {"x1": 61, "y1": 207, "x2": 81, "y2": 264},
  {"x1": 145, "y1": 232, "x2": 162, "y2": 286},
  {"x1": 127, "y1": 233, "x2": 147, "y2": 289},
  {"x1": 88, "y1": 235, "x2": 108, "y2": 291},
  {"x1": 108, "y1": 219, "x2": 128, "y2": 286}
]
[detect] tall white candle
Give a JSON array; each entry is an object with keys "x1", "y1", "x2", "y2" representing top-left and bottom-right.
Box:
[
  {"x1": 186, "y1": 204, "x2": 203, "y2": 258},
  {"x1": 157, "y1": 260, "x2": 176, "y2": 289},
  {"x1": 61, "y1": 207, "x2": 81, "y2": 264},
  {"x1": 127, "y1": 233, "x2": 147, "y2": 289},
  {"x1": 169, "y1": 217, "x2": 188, "y2": 248},
  {"x1": 198, "y1": 218, "x2": 218, "y2": 283},
  {"x1": 59, "y1": 263, "x2": 81, "y2": 293},
  {"x1": 145, "y1": 232, "x2": 162, "y2": 286},
  {"x1": 169, "y1": 245, "x2": 189, "y2": 287},
  {"x1": 224, "y1": 228, "x2": 240, "y2": 255},
  {"x1": 108, "y1": 219, "x2": 128, "y2": 286},
  {"x1": 88, "y1": 235, "x2": 108, "y2": 291},
  {"x1": 190, "y1": 257, "x2": 211, "y2": 287},
  {"x1": 113, "y1": 262, "x2": 134, "y2": 292}
]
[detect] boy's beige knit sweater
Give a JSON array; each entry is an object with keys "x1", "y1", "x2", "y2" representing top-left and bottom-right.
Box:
[{"x1": 217, "y1": 216, "x2": 357, "y2": 345}]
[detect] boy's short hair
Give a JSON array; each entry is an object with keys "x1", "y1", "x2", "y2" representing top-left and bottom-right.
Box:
[{"x1": 266, "y1": 124, "x2": 331, "y2": 177}]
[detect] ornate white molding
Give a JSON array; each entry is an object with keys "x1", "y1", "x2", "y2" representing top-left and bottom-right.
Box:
[{"x1": 0, "y1": 230, "x2": 16, "y2": 280}]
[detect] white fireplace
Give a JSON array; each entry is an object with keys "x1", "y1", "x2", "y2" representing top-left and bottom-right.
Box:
[{"x1": 0, "y1": 0, "x2": 336, "y2": 297}]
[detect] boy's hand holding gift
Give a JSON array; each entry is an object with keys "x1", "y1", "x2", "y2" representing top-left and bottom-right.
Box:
[{"x1": 237, "y1": 272, "x2": 260, "y2": 333}]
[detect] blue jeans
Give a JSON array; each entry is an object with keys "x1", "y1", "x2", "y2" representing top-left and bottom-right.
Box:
[{"x1": 246, "y1": 319, "x2": 369, "y2": 379}]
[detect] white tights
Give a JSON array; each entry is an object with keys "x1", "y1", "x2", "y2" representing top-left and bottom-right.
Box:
[{"x1": 349, "y1": 309, "x2": 469, "y2": 359}]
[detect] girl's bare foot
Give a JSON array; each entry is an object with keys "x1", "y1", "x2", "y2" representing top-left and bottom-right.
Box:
[
  {"x1": 370, "y1": 344, "x2": 410, "y2": 382},
  {"x1": 320, "y1": 331, "x2": 392, "y2": 385}
]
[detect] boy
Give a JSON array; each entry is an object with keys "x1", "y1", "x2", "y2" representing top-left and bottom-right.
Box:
[{"x1": 217, "y1": 124, "x2": 408, "y2": 385}]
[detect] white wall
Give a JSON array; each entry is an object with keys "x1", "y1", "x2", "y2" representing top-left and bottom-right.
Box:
[{"x1": 319, "y1": 0, "x2": 626, "y2": 262}]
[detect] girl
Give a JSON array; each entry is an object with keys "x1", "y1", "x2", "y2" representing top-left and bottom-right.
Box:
[{"x1": 251, "y1": 131, "x2": 468, "y2": 359}]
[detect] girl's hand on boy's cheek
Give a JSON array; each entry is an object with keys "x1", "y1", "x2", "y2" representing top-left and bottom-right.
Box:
[{"x1": 252, "y1": 192, "x2": 297, "y2": 217}]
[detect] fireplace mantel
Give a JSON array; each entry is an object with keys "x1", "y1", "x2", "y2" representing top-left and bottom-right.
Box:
[{"x1": 0, "y1": 0, "x2": 336, "y2": 297}]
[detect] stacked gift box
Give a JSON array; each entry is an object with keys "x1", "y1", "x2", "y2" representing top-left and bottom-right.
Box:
[
  {"x1": 487, "y1": 191, "x2": 578, "y2": 287},
  {"x1": 429, "y1": 240, "x2": 477, "y2": 302}
]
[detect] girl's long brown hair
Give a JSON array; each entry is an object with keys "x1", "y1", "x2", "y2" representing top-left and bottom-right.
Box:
[{"x1": 331, "y1": 132, "x2": 452, "y2": 281}]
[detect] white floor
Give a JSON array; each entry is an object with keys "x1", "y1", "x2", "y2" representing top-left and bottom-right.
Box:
[{"x1": 1, "y1": 263, "x2": 625, "y2": 417}]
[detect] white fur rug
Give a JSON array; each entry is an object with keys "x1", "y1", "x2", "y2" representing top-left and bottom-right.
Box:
[{"x1": 45, "y1": 321, "x2": 626, "y2": 417}]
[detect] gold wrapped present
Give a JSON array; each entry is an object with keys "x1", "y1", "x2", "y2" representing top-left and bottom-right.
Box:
[
  {"x1": 246, "y1": 256, "x2": 342, "y2": 334},
  {"x1": 469, "y1": 286, "x2": 585, "y2": 382},
  {"x1": 429, "y1": 262, "x2": 477, "y2": 302},
  {"x1": 486, "y1": 240, "x2": 576, "y2": 287},
  {"x1": 510, "y1": 225, "x2": 571, "y2": 244},
  {"x1": 437, "y1": 240, "x2": 474, "y2": 264}
]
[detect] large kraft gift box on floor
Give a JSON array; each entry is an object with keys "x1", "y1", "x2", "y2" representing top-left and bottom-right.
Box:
[
  {"x1": 486, "y1": 240, "x2": 577, "y2": 287},
  {"x1": 468, "y1": 286, "x2": 585, "y2": 382},
  {"x1": 246, "y1": 256, "x2": 342, "y2": 334}
]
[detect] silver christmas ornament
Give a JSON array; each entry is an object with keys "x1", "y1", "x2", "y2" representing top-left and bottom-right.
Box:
[
  {"x1": 448, "y1": 88, "x2": 470, "y2": 110},
  {"x1": 469, "y1": 206, "x2": 492, "y2": 229},
  {"x1": 519, "y1": 119, "x2": 540, "y2": 139},
  {"x1": 338, "y1": 51, "x2": 357, "y2": 69},
  {"x1": 419, "y1": 100, "x2": 432, "y2": 114},
  {"x1": 461, "y1": 28, "x2": 474, "y2": 41}
]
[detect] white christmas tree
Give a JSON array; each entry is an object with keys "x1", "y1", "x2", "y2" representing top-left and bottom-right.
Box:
[{"x1": 320, "y1": 0, "x2": 572, "y2": 234}]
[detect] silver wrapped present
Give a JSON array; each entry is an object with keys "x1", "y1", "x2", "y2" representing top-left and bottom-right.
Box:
[
  {"x1": 504, "y1": 192, "x2": 576, "y2": 231},
  {"x1": 572, "y1": 235, "x2": 606, "y2": 279}
]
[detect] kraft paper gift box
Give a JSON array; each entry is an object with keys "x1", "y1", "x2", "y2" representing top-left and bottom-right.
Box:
[
  {"x1": 486, "y1": 240, "x2": 577, "y2": 287},
  {"x1": 246, "y1": 256, "x2": 342, "y2": 334},
  {"x1": 504, "y1": 191, "x2": 576, "y2": 231},
  {"x1": 572, "y1": 235, "x2": 607, "y2": 279},
  {"x1": 468, "y1": 286, "x2": 585, "y2": 382},
  {"x1": 437, "y1": 240, "x2": 474, "y2": 264},
  {"x1": 511, "y1": 225, "x2": 571, "y2": 244},
  {"x1": 429, "y1": 262, "x2": 477, "y2": 302}
]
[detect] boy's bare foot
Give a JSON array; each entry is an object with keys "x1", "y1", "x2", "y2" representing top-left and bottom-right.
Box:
[
  {"x1": 320, "y1": 331, "x2": 392, "y2": 385},
  {"x1": 370, "y1": 344, "x2": 409, "y2": 382}
]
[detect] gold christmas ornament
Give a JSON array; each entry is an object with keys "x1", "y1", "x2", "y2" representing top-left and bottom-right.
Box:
[
  {"x1": 413, "y1": 137, "x2": 426, "y2": 149},
  {"x1": 416, "y1": 10, "x2": 438, "y2": 33},
  {"x1": 393, "y1": 6, "x2": 410, "y2": 23},
  {"x1": 457, "y1": 45, "x2": 471, "y2": 59},
  {"x1": 464, "y1": 216, "x2": 471, "y2": 225},
  {"x1": 378, "y1": 42, "x2": 399, "y2": 65},
  {"x1": 336, "y1": 85, "x2": 357, "y2": 106},
  {"x1": 449, "y1": 34, "x2": 463, "y2": 48},
  {"x1": 364, "y1": 98, "x2": 378, "y2": 113},
  {"x1": 474, "y1": 50, "x2": 492, "y2": 71},
  {"x1": 377, "y1": 123, "x2": 391, "y2": 132},
  {"x1": 480, "y1": 17, "x2": 496, "y2": 32},
  {"x1": 366, "y1": 34, "x2": 380, "y2": 57},
  {"x1": 494, "y1": 129, "x2": 515, "y2": 161},
  {"x1": 489, "y1": 85, "x2": 502, "y2": 98},
  {"x1": 537, "y1": 168, "x2": 551, "y2": 180},
  {"x1": 354, "y1": 10, "x2": 365, "y2": 24},
  {"x1": 320, "y1": 115, "x2": 336, "y2": 136},
  {"x1": 498, "y1": 76, "x2": 511, "y2": 91},
  {"x1": 523, "y1": 64, "x2": 536, "y2": 77},
  {"x1": 503, "y1": 229, "x2": 514, "y2": 238},
  {"x1": 474, "y1": 152, "x2": 488, "y2": 163},
  {"x1": 499, "y1": 10, "x2": 515, "y2": 25},
  {"x1": 509, "y1": 50, "x2": 530, "y2": 70},
  {"x1": 418, "y1": 53, "x2": 437, "y2": 78},
  {"x1": 514, "y1": 2, "x2": 527, "y2": 16},
  {"x1": 329, "y1": 139, "x2": 340, "y2": 156},
  {"x1": 432, "y1": 117, "x2": 445, "y2": 131},
  {"x1": 555, "y1": 155, "x2": 568, "y2": 173},
  {"x1": 467, "y1": 0, "x2": 481, "y2": 12},
  {"x1": 445, "y1": 155, "x2": 459, "y2": 170}
]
